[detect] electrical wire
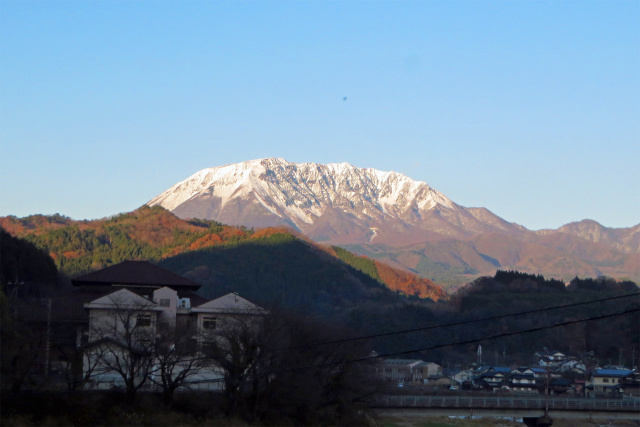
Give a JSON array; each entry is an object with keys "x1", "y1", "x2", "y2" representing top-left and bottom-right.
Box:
[
  {"x1": 273, "y1": 291, "x2": 640, "y2": 352},
  {"x1": 179, "y1": 305, "x2": 640, "y2": 384},
  {"x1": 264, "y1": 306, "x2": 640, "y2": 375}
]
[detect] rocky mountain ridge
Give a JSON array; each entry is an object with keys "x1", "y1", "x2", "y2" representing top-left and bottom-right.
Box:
[
  {"x1": 148, "y1": 158, "x2": 639, "y2": 285},
  {"x1": 149, "y1": 158, "x2": 527, "y2": 243}
]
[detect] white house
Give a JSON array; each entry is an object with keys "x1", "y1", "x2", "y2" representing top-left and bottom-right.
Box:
[{"x1": 82, "y1": 287, "x2": 265, "y2": 391}]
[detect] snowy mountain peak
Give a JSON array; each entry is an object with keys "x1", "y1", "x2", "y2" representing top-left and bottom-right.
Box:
[
  {"x1": 149, "y1": 158, "x2": 455, "y2": 223},
  {"x1": 148, "y1": 158, "x2": 519, "y2": 243}
]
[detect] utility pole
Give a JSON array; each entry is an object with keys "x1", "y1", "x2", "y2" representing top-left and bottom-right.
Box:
[
  {"x1": 44, "y1": 297, "x2": 51, "y2": 376},
  {"x1": 619, "y1": 347, "x2": 623, "y2": 368}
]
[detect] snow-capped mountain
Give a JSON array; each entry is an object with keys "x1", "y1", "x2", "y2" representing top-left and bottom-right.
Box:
[
  {"x1": 148, "y1": 158, "x2": 524, "y2": 245},
  {"x1": 148, "y1": 158, "x2": 639, "y2": 284}
]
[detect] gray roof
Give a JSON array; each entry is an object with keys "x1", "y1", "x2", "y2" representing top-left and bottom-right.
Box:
[
  {"x1": 384, "y1": 359, "x2": 424, "y2": 366},
  {"x1": 192, "y1": 292, "x2": 264, "y2": 313}
]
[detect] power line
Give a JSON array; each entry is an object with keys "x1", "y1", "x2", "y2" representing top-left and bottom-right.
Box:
[
  {"x1": 275, "y1": 291, "x2": 640, "y2": 352},
  {"x1": 60, "y1": 305, "x2": 640, "y2": 390},
  {"x1": 265, "y1": 307, "x2": 640, "y2": 375}
]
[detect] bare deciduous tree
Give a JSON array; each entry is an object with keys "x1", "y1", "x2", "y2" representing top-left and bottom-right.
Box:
[
  {"x1": 201, "y1": 308, "x2": 383, "y2": 423},
  {"x1": 201, "y1": 309, "x2": 272, "y2": 416},
  {"x1": 254, "y1": 312, "x2": 383, "y2": 424},
  {"x1": 84, "y1": 292, "x2": 157, "y2": 401},
  {"x1": 0, "y1": 293, "x2": 49, "y2": 391},
  {"x1": 151, "y1": 321, "x2": 209, "y2": 407}
]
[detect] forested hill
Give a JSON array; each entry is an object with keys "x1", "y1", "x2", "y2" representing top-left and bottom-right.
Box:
[
  {"x1": 440, "y1": 270, "x2": 640, "y2": 365},
  {"x1": 0, "y1": 206, "x2": 446, "y2": 302},
  {"x1": 0, "y1": 228, "x2": 61, "y2": 296},
  {"x1": 2, "y1": 213, "x2": 638, "y2": 364}
]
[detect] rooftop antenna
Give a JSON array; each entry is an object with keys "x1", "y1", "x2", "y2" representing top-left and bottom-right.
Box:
[{"x1": 619, "y1": 347, "x2": 623, "y2": 368}]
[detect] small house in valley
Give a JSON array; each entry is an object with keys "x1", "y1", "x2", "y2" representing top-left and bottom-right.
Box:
[
  {"x1": 380, "y1": 359, "x2": 443, "y2": 385},
  {"x1": 587, "y1": 368, "x2": 635, "y2": 396}
]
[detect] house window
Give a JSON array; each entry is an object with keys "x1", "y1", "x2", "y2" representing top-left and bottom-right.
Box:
[
  {"x1": 159, "y1": 299, "x2": 170, "y2": 307},
  {"x1": 603, "y1": 378, "x2": 609, "y2": 383},
  {"x1": 203, "y1": 316, "x2": 216, "y2": 329},
  {"x1": 137, "y1": 314, "x2": 151, "y2": 327}
]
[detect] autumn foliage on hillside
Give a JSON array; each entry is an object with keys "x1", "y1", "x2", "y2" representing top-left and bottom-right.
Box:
[
  {"x1": 374, "y1": 260, "x2": 448, "y2": 301},
  {"x1": 1, "y1": 207, "x2": 447, "y2": 299},
  {"x1": 0, "y1": 206, "x2": 257, "y2": 276},
  {"x1": 326, "y1": 245, "x2": 447, "y2": 301},
  {"x1": 0, "y1": 213, "x2": 76, "y2": 236}
]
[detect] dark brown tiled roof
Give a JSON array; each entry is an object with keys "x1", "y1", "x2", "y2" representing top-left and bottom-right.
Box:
[{"x1": 71, "y1": 260, "x2": 201, "y2": 291}]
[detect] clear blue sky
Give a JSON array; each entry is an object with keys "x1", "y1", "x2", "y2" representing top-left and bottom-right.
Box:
[{"x1": 1, "y1": 1, "x2": 638, "y2": 230}]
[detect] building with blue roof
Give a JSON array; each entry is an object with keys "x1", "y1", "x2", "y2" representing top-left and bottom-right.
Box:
[{"x1": 589, "y1": 368, "x2": 635, "y2": 395}]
